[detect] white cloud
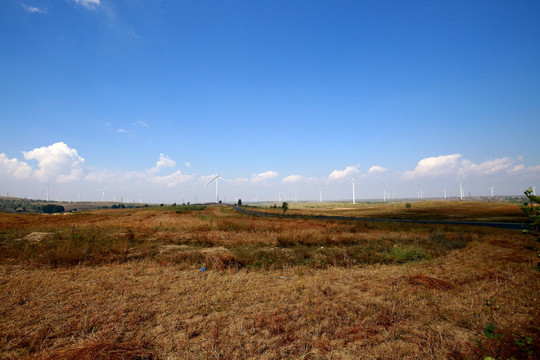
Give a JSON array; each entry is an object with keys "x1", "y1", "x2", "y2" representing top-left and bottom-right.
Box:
[
  {"x1": 85, "y1": 168, "x2": 146, "y2": 184},
  {"x1": 229, "y1": 177, "x2": 249, "y2": 184},
  {"x1": 402, "y1": 154, "x2": 461, "y2": 180},
  {"x1": 511, "y1": 164, "x2": 525, "y2": 173},
  {"x1": 22, "y1": 5, "x2": 46, "y2": 13},
  {"x1": 22, "y1": 142, "x2": 85, "y2": 183},
  {"x1": 150, "y1": 170, "x2": 195, "y2": 187},
  {"x1": 117, "y1": 128, "x2": 129, "y2": 133},
  {"x1": 459, "y1": 157, "x2": 513, "y2": 176},
  {"x1": 185, "y1": 162, "x2": 191, "y2": 168},
  {"x1": 134, "y1": 120, "x2": 149, "y2": 128},
  {"x1": 150, "y1": 153, "x2": 176, "y2": 173},
  {"x1": 510, "y1": 163, "x2": 540, "y2": 174},
  {"x1": 251, "y1": 171, "x2": 278, "y2": 183},
  {"x1": 282, "y1": 174, "x2": 319, "y2": 184},
  {"x1": 282, "y1": 175, "x2": 305, "y2": 184},
  {"x1": 73, "y1": 0, "x2": 100, "y2": 8},
  {"x1": 85, "y1": 169, "x2": 118, "y2": 183},
  {"x1": 0, "y1": 153, "x2": 32, "y2": 179},
  {"x1": 368, "y1": 165, "x2": 387, "y2": 174},
  {"x1": 328, "y1": 166, "x2": 359, "y2": 182}
]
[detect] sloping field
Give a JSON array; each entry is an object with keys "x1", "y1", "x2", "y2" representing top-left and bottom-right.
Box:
[
  {"x1": 253, "y1": 200, "x2": 529, "y2": 222},
  {"x1": 0, "y1": 204, "x2": 538, "y2": 359}
]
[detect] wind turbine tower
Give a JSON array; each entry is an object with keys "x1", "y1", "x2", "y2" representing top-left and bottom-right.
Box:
[
  {"x1": 534, "y1": 186, "x2": 536, "y2": 196},
  {"x1": 319, "y1": 188, "x2": 322, "y2": 203},
  {"x1": 207, "y1": 170, "x2": 226, "y2": 203},
  {"x1": 352, "y1": 177, "x2": 356, "y2": 204},
  {"x1": 97, "y1": 188, "x2": 107, "y2": 202},
  {"x1": 383, "y1": 190, "x2": 386, "y2": 202},
  {"x1": 46, "y1": 184, "x2": 50, "y2": 202},
  {"x1": 444, "y1": 188, "x2": 447, "y2": 200},
  {"x1": 489, "y1": 186, "x2": 495, "y2": 197},
  {"x1": 77, "y1": 193, "x2": 81, "y2": 202},
  {"x1": 459, "y1": 182, "x2": 464, "y2": 200}
]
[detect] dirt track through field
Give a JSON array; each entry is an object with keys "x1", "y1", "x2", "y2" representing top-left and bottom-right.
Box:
[{"x1": 233, "y1": 206, "x2": 526, "y2": 230}]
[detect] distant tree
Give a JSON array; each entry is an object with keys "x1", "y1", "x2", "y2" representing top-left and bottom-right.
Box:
[
  {"x1": 520, "y1": 187, "x2": 540, "y2": 271},
  {"x1": 281, "y1": 202, "x2": 289, "y2": 214},
  {"x1": 42, "y1": 204, "x2": 65, "y2": 214},
  {"x1": 520, "y1": 187, "x2": 540, "y2": 237},
  {"x1": 237, "y1": 199, "x2": 242, "y2": 206}
]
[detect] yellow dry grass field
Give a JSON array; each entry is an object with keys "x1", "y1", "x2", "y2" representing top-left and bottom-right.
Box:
[{"x1": 0, "y1": 203, "x2": 538, "y2": 359}]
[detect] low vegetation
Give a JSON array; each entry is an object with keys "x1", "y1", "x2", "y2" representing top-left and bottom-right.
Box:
[
  {"x1": 0, "y1": 201, "x2": 538, "y2": 359},
  {"x1": 256, "y1": 200, "x2": 529, "y2": 223}
]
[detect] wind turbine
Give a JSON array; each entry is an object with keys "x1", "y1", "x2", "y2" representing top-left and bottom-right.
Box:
[
  {"x1": 489, "y1": 186, "x2": 495, "y2": 197},
  {"x1": 383, "y1": 189, "x2": 386, "y2": 202},
  {"x1": 97, "y1": 187, "x2": 107, "y2": 202},
  {"x1": 46, "y1": 184, "x2": 50, "y2": 202},
  {"x1": 352, "y1": 177, "x2": 356, "y2": 204},
  {"x1": 444, "y1": 188, "x2": 447, "y2": 200},
  {"x1": 319, "y1": 188, "x2": 322, "y2": 203},
  {"x1": 77, "y1": 193, "x2": 81, "y2": 202},
  {"x1": 207, "y1": 170, "x2": 226, "y2": 203},
  {"x1": 459, "y1": 182, "x2": 464, "y2": 200},
  {"x1": 533, "y1": 186, "x2": 536, "y2": 196}
]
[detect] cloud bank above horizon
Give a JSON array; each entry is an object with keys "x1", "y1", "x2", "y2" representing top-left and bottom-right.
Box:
[{"x1": 1, "y1": 142, "x2": 538, "y2": 203}]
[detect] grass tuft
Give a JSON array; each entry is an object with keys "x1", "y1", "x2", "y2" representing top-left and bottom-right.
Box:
[
  {"x1": 40, "y1": 338, "x2": 154, "y2": 360},
  {"x1": 205, "y1": 250, "x2": 244, "y2": 270},
  {"x1": 386, "y1": 245, "x2": 429, "y2": 263},
  {"x1": 406, "y1": 273, "x2": 454, "y2": 289}
]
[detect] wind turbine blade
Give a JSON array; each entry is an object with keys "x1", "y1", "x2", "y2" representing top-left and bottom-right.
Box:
[{"x1": 207, "y1": 176, "x2": 218, "y2": 186}]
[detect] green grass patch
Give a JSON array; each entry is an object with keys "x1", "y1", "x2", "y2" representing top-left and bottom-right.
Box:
[{"x1": 385, "y1": 246, "x2": 429, "y2": 263}]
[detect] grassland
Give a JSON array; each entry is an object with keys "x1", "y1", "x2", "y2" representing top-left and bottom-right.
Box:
[
  {"x1": 253, "y1": 200, "x2": 529, "y2": 223},
  {"x1": 0, "y1": 202, "x2": 538, "y2": 359}
]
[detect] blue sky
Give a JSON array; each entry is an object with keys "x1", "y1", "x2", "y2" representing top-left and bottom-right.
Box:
[{"x1": 1, "y1": 0, "x2": 539, "y2": 203}]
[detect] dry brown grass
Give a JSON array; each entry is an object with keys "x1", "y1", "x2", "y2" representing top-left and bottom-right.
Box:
[
  {"x1": 257, "y1": 200, "x2": 528, "y2": 222},
  {"x1": 0, "y1": 204, "x2": 538, "y2": 359},
  {"x1": 405, "y1": 273, "x2": 454, "y2": 290},
  {"x1": 39, "y1": 337, "x2": 153, "y2": 360}
]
